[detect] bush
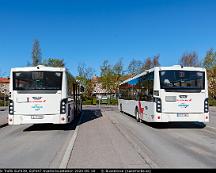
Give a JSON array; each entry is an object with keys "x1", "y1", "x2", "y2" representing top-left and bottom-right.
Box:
[
  {"x1": 110, "y1": 98, "x2": 118, "y2": 105},
  {"x1": 0, "y1": 100, "x2": 3, "y2": 106},
  {"x1": 0, "y1": 100, "x2": 8, "y2": 106},
  {"x1": 92, "y1": 98, "x2": 97, "y2": 105},
  {"x1": 209, "y1": 98, "x2": 216, "y2": 106},
  {"x1": 82, "y1": 99, "x2": 93, "y2": 105}
]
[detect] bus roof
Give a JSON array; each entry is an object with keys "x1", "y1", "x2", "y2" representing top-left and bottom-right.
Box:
[
  {"x1": 119, "y1": 65, "x2": 206, "y2": 85},
  {"x1": 11, "y1": 65, "x2": 66, "y2": 72}
]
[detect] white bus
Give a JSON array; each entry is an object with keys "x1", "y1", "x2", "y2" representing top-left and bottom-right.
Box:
[
  {"x1": 8, "y1": 65, "x2": 82, "y2": 125},
  {"x1": 118, "y1": 65, "x2": 209, "y2": 123}
]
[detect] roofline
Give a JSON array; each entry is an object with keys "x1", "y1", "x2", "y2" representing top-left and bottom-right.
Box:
[
  {"x1": 10, "y1": 65, "x2": 66, "y2": 72},
  {"x1": 119, "y1": 65, "x2": 206, "y2": 85}
]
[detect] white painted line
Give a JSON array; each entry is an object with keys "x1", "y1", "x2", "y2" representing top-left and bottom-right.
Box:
[{"x1": 59, "y1": 112, "x2": 83, "y2": 168}]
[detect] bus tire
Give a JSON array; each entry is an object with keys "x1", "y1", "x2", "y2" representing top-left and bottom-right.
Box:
[
  {"x1": 135, "y1": 107, "x2": 140, "y2": 122},
  {"x1": 120, "y1": 104, "x2": 123, "y2": 112}
]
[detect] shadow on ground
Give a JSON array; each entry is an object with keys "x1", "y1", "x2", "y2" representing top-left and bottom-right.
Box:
[
  {"x1": 78, "y1": 108, "x2": 102, "y2": 126},
  {"x1": 122, "y1": 112, "x2": 206, "y2": 129},
  {"x1": 143, "y1": 121, "x2": 206, "y2": 129},
  {"x1": 23, "y1": 115, "x2": 80, "y2": 132},
  {"x1": 23, "y1": 108, "x2": 103, "y2": 132}
]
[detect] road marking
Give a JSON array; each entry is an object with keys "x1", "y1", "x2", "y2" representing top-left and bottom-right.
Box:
[{"x1": 59, "y1": 112, "x2": 83, "y2": 168}]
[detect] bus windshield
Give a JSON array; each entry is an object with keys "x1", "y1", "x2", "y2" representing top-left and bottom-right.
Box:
[
  {"x1": 13, "y1": 71, "x2": 62, "y2": 90},
  {"x1": 159, "y1": 70, "x2": 205, "y2": 92}
]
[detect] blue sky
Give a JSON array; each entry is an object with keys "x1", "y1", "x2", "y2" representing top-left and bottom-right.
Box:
[{"x1": 0, "y1": 0, "x2": 216, "y2": 77}]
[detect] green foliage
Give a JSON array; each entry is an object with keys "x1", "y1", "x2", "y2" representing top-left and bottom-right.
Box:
[
  {"x1": 32, "y1": 39, "x2": 42, "y2": 66},
  {"x1": 0, "y1": 100, "x2": 4, "y2": 106},
  {"x1": 202, "y1": 48, "x2": 216, "y2": 69},
  {"x1": 0, "y1": 100, "x2": 9, "y2": 106},
  {"x1": 110, "y1": 98, "x2": 118, "y2": 105},
  {"x1": 76, "y1": 63, "x2": 94, "y2": 97},
  {"x1": 202, "y1": 49, "x2": 216, "y2": 99},
  {"x1": 209, "y1": 98, "x2": 216, "y2": 106},
  {"x1": 43, "y1": 58, "x2": 65, "y2": 67},
  {"x1": 92, "y1": 97, "x2": 97, "y2": 105},
  {"x1": 82, "y1": 99, "x2": 93, "y2": 105},
  {"x1": 100, "y1": 60, "x2": 116, "y2": 94}
]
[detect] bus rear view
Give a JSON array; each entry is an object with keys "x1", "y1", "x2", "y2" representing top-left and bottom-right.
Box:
[
  {"x1": 118, "y1": 65, "x2": 209, "y2": 123},
  {"x1": 8, "y1": 65, "x2": 80, "y2": 125},
  {"x1": 157, "y1": 66, "x2": 209, "y2": 123}
]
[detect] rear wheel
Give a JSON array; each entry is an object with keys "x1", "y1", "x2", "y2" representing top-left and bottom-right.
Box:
[
  {"x1": 120, "y1": 104, "x2": 123, "y2": 112},
  {"x1": 135, "y1": 108, "x2": 140, "y2": 122}
]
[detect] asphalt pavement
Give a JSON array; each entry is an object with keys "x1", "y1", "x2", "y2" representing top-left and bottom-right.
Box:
[
  {"x1": 1, "y1": 106, "x2": 216, "y2": 168},
  {"x1": 0, "y1": 110, "x2": 79, "y2": 168},
  {"x1": 68, "y1": 105, "x2": 216, "y2": 168}
]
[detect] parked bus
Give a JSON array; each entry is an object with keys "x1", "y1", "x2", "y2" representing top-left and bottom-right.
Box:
[
  {"x1": 118, "y1": 65, "x2": 209, "y2": 123},
  {"x1": 8, "y1": 65, "x2": 82, "y2": 125}
]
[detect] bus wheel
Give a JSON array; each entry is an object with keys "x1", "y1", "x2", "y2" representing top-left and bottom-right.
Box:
[
  {"x1": 120, "y1": 104, "x2": 123, "y2": 112},
  {"x1": 135, "y1": 108, "x2": 140, "y2": 122}
]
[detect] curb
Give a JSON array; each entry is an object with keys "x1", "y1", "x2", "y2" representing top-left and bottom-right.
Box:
[{"x1": 59, "y1": 112, "x2": 83, "y2": 168}]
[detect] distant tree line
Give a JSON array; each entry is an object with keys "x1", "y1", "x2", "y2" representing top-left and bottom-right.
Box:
[{"x1": 29, "y1": 39, "x2": 216, "y2": 104}]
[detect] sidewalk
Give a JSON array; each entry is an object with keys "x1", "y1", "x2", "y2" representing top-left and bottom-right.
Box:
[
  {"x1": 0, "y1": 107, "x2": 8, "y2": 127},
  {"x1": 67, "y1": 108, "x2": 148, "y2": 168}
]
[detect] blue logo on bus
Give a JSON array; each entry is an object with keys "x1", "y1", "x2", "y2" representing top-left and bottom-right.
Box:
[
  {"x1": 32, "y1": 104, "x2": 43, "y2": 111},
  {"x1": 178, "y1": 103, "x2": 189, "y2": 108}
]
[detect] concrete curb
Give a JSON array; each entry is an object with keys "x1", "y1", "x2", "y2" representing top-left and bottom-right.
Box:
[{"x1": 59, "y1": 112, "x2": 83, "y2": 168}]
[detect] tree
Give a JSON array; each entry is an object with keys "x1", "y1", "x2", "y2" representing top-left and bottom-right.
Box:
[
  {"x1": 179, "y1": 51, "x2": 200, "y2": 67},
  {"x1": 128, "y1": 59, "x2": 143, "y2": 75},
  {"x1": 141, "y1": 54, "x2": 160, "y2": 71},
  {"x1": 113, "y1": 58, "x2": 124, "y2": 76},
  {"x1": 202, "y1": 49, "x2": 216, "y2": 99},
  {"x1": 152, "y1": 54, "x2": 160, "y2": 67},
  {"x1": 202, "y1": 48, "x2": 216, "y2": 69},
  {"x1": 32, "y1": 39, "x2": 42, "y2": 66},
  {"x1": 43, "y1": 58, "x2": 65, "y2": 67},
  {"x1": 100, "y1": 60, "x2": 115, "y2": 94},
  {"x1": 142, "y1": 57, "x2": 153, "y2": 70},
  {"x1": 112, "y1": 58, "x2": 124, "y2": 93},
  {"x1": 76, "y1": 63, "x2": 94, "y2": 97}
]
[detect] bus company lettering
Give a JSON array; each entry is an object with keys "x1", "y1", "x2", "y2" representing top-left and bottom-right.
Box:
[
  {"x1": 176, "y1": 99, "x2": 192, "y2": 102},
  {"x1": 177, "y1": 98, "x2": 192, "y2": 108},
  {"x1": 27, "y1": 97, "x2": 46, "y2": 103}
]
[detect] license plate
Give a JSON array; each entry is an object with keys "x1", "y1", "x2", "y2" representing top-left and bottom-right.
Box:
[
  {"x1": 31, "y1": 115, "x2": 44, "y2": 119},
  {"x1": 177, "y1": 113, "x2": 189, "y2": 117}
]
